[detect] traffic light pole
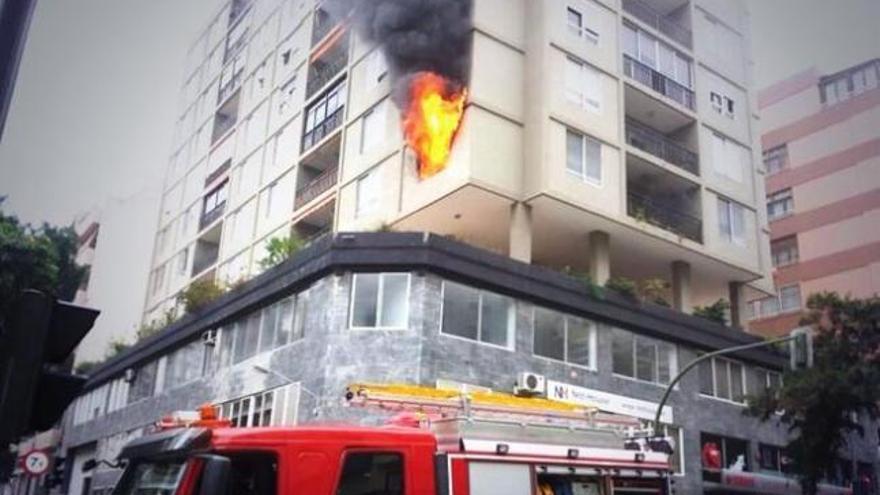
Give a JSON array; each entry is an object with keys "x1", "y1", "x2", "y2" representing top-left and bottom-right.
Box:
[{"x1": 652, "y1": 334, "x2": 798, "y2": 431}]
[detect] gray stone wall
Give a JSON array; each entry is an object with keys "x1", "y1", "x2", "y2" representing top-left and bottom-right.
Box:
[{"x1": 61, "y1": 271, "x2": 879, "y2": 494}]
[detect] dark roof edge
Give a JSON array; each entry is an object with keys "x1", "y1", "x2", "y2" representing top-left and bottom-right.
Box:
[{"x1": 84, "y1": 232, "x2": 785, "y2": 389}]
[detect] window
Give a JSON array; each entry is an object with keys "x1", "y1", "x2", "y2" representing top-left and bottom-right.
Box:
[
  {"x1": 766, "y1": 188, "x2": 794, "y2": 221},
  {"x1": 771, "y1": 236, "x2": 798, "y2": 267},
  {"x1": 566, "y1": 129, "x2": 601, "y2": 184},
  {"x1": 779, "y1": 285, "x2": 801, "y2": 312},
  {"x1": 115, "y1": 460, "x2": 186, "y2": 495},
  {"x1": 203, "y1": 180, "x2": 229, "y2": 216},
  {"x1": 533, "y1": 307, "x2": 596, "y2": 368},
  {"x1": 224, "y1": 452, "x2": 277, "y2": 495},
  {"x1": 350, "y1": 273, "x2": 410, "y2": 329},
  {"x1": 701, "y1": 433, "x2": 750, "y2": 472},
  {"x1": 564, "y1": 57, "x2": 602, "y2": 113},
  {"x1": 710, "y1": 91, "x2": 735, "y2": 118},
  {"x1": 337, "y1": 452, "x2": 403, "y2": 495},
  {"x1": 711, "y1": 133, "x2": 744, "y2": 183},
  {"x1": 717, "y1": 197, "x2": 746, "y2": 246},
  {"x1": 566, "y1": 6, "x2": 598, "y2": 42},
  {"x1": 612, "y1": 328, "x2": 676, "y2": 384},
  {"x1": 128, "y1": 360, "x2": 158, "y2": 403},
  {"x1": 756, "y1": 369, "x2": 783, "y2": 399},
  {"x1": 360, "y1": 103, "x2": 386, "y2": 153},
  {"x1": 759, "y1": 444, "x2": 785, "y2": 472},
  {"x1": 232, "y1": 312, "x2": 261, "y2": 363},
  {"x1": 820, "y1": 60, "x2": 880, "y2": 106},
  {"x1": 763, "y1": 144, "x2": 788, "y2": 175},
  {"x1": 441, "y1": 281, "x2": 515, "y2": 349},
  {"x1": 623, "y1": 23, "x2": 692, "y2": 89},
  {"x1": 364, "y1": 49, "x2": 388, "y2": 90},
  {"x1": 302, "y1": 79, "x2": 346, "y2": 150},
  {"x1": 218, "y1": 390, "x2": 276, "y2": 427},
  {"x1": 355, "y1": 170, "x2": 380, "y2": 219},
  {"x1": 163, "y1": 340, "x2": 204, "y2": 391},
  {"x1": 698, "y1": 356, "x2": 747, "y2": 403},
  {"x1": 176, "y1": 248, "x2": 189, "y2": 276},
  {"x1": 214, "y1": 295, "x2": 303, "y2": 369}
]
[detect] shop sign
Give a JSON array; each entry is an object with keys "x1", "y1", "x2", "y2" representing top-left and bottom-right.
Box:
[{"x1": 546, "y1": 380, "x2": 673, "y2": 423}]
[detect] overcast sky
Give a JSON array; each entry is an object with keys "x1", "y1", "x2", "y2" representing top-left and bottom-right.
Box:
[{"x1": 0, "y1": 0, "x2": 878, "y2": 226}]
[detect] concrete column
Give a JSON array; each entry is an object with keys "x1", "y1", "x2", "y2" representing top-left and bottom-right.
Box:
[
  {"x1": 588, "y1": 230, "x2": 611, "y2": 285},
  {"x1": 509, "y1": 202, "x2": 532, "y2": 263},
  {"x1": 671, "y1": 260, "x2": 692, "y2": 313},
  {"x1": 729, "y1": 281, "x2": 747, "y2": 328}
]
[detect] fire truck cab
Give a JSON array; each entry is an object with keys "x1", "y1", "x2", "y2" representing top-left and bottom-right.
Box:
[{"x1": 110, "y1": 385, "x2": 673, "y2": 495}]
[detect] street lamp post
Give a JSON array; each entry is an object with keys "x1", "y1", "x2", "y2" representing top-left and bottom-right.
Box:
[{"x1": 652, "y1": 331, "x2": 810, "y2": 431}]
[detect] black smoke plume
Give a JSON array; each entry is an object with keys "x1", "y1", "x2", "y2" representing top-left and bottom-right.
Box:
[{"x1": 328, "y1": 0, "x2": 472, "y2": 107}]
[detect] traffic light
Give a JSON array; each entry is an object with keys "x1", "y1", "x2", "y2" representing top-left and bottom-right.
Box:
[
  {"x1": 0, "y1": 290, "x2": 98, "y2": 447},
  {"x1": 789, "y1": 327, "x2": 814, "y2": 371}
]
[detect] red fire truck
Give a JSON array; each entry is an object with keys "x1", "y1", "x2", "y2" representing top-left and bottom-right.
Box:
[{"x1": 109, "y1": 383, "x2": 674, "y2": 495}]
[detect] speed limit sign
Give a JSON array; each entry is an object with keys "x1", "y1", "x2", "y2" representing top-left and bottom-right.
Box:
[{"x1": 22, "y1": 449, "x2": 51, "y2": 477}]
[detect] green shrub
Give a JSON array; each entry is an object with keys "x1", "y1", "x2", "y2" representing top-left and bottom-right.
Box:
[
  {"x1": 640, "y1": 278, "x2": 670, "y2": 306},
  {"x1": 693, "y1": 299, "x2": 730, "y2": 325},
  {"x1": 259, "y1": 234, "x2": 306, "y2": 270},
  {"x1": 178, "y1": 278, "x2": 225, "y2": 314},
  {"x1": 605, "y1": 276, "x2": 637, "y2": 299}
]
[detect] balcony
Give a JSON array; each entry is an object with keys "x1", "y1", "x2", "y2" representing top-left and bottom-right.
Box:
[
  {"x1": 628, "y1": 191, "x2": 701, "y2": 243},
  {"x1": 211, "y1": 90, "x2": 241, "y2": 144},
  {"x1": 625, "y1": 118, "x2": 698, "y2": 175},
  {"x1": 307, "y1": 32, "x2": 349, "y2": 99},
  {"x1": 199, "y1": 202, "x2": 226, "y2": 231},
  {"x1": 624, "y1": 54, "x2": 695, "y2": 110},
  {"x1": 192, "y1": 223, "x2": 222, "y2": 277},
  {"x1": 627, "y1": 153, "x2": 702, "y2": 243},
  {"x1": 622, "y1": 0, "x2": 692, "y2": 48},
  {"x1": 295, "y1": 167, "x2": 338, "y2": 210},
  {"x1": 311, "y1": 5, "x2": 338, "y2": 47}
]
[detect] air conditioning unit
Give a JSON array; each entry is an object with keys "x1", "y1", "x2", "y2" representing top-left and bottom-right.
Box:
[
  {"x1": 202, "y1": 329, "x2": 218, "y2": 347},
  {"x1": 514, "y1": 372, "x2": 546, "y2": 397}
]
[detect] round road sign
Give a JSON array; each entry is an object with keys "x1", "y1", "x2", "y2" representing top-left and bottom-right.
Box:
[{"x1": 22, "y1": 449, "x2": 51, "y2": 477}]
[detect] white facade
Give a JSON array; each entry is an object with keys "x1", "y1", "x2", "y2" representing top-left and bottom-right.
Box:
[{"x1": 144, "y1": 0, "x2": 772, "y2": 327}]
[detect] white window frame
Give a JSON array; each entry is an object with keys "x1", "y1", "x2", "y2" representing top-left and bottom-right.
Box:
[
  {"x1": 566, "y1": 4, "x2": 599, "y2": 43},
  {"x1": 349, "y1": 273, "x2": 412, "y2": 330},
  {"x1": 611, "y1": 328, "x2": 678, "y2": 386},
  {"x1": 439, "y1": 281, "x2": 516, "y2": 351},
  {"x1": 718, "y1": 197, "x2": 747, "y2": 247},
  {"x1": 763, "y1": 144, "x2": 788, "y2": 175},
  {"x1": 355, "y1": 169, "x2": 381, "y2": 219},
  {"x1": 771, "y1": 236, "x2": 798, "y2": 268},
  {"x1": 566, "y1": 129, "x2": 602, "y2": 185},
  {"x1": 766, "y1": 188, "x2": 794, "y2": 221},
  {"x1": 531, "y1": 307, "x2": 598, "y2": 370},
  {"x1": 564, "y1": 56, "x2": 602, "y2": 114},
  {"x1": 360, "y1": 102, "x2": 387, "y2": 154},
  {"x1": 700, "y1": 356, "x2": 748, "y2": 405}
]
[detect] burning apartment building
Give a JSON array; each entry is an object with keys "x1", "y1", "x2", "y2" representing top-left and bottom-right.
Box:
[{"x1": 52, "y1": 1, "x2": 879, "y2": 495}]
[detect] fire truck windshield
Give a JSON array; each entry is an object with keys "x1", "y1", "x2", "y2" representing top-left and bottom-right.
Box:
[{"x1": 112, "y1": 459, "x2": 187, "y2": 495}]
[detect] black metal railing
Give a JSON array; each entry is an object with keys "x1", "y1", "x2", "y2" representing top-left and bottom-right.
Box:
[
  {"x1": 294, "y1": 167, "x2": 338, "y2": 210},
  {"x1": 302, "y1": 106, "x2": 344, "y2": 151},
  {"x1": 624, "y1": 55, "x2": 695, "y2": 110},
  {"x1": 622, "y1": 0, "x2": 692, "y2": 48},
  {"x1": 628, "y1": 191, "x2": 702, "y2": 243},
  {"x1": 626, "y1": 118, "x2": 699, "y2": 175},
  {"x1": 306, "y1": 43, "x2": 348, "y2": 98},
  {"x1": 199, "y1": 202, "x2": 226, "y2": 231}
]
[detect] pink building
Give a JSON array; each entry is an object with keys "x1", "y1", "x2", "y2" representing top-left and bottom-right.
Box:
[{"x1": 749, "y1": 59, "x2": 880, "y2": 336}]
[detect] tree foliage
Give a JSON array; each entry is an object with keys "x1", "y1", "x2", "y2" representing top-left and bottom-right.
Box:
[
  {"x1": 0, "y1": 199, "x2": 87, "y2": 327},
  {"x1": 747, "y1": 292, "x2": 880, "y2": 494}
]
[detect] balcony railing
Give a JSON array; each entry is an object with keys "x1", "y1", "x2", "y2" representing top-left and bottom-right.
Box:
[
  {"x1": 628, "y1": 191, "x2": 702, "y2": 243},
  {"x1": 294, "y1": 167, "x2": 338, "y2": 210},
  {"x1": 199, "y1": 202, "x2": 226, "y2": 231},
  {"x1": 626, "y1": 118, "x2": 699, "y2": 175},
  {"x1": 302, "y1": 106, "x2": 344, "y2": 151},
  {"x1": 307, "y1": 46, "x2": 348, "y2": 98},
  {"x1": 622, "y1": 0, "x2": 692, "y2": 48},
  {"x1": 624, "y1": 55, "x2": 695, "y2": 110}
]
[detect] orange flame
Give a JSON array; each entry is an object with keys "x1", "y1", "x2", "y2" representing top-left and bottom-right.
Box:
[{"x1": 402, "y1": 72, "x2": 467, "y2": 179}]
